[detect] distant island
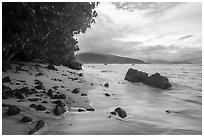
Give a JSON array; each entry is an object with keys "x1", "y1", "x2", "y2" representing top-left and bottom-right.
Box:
[{"x1": 76, "y1": 53, "x2": 145, "y2": 64}]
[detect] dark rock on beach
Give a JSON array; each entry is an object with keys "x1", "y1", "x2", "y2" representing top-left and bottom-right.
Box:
[
  {"x1": 105, "y1": 93, "x2": 110, "y2": 97},
  {"x1": 81, "y1": 93, "x2": 87, "y2": 96},
  {"x1": 47, "y1": 89, "x2": 66, "y2": 99},
  {"x1": 35, "y1": 72, "x2": 44, "y2": 76},
  {"x1": 2, "y1": 84, "x2": 13, "y2": 99},
  {"x1": 53, "y1": 105, "x2": 66, "y2": 115},
  {"x1": 29, "y1": 120, "x2": 46, "y2": 135},
  {"x1": 114, "y1": 107, "x2": 127, "y2": 118},
  {"x1": 104, "y1": 83, "x2": 109, "y2": 87},
  {"x1": 124, "y1": 68, "x2": 148, "y2": 83},
  {"x1": 7, "y1": 105, "x2": 21, "y2": 116},
  {"x1": 35, "y1": 105, "x2": 46, "y2": 111},
  {"x1": 29, "y1": 104, "x2": 38, "y2": 108},
  {"x1": 21, "y1": 116, "x2": 32, "y2": 123},
  {"x1": 110, "y1": 111, "x2": 116, "y2": 115},
  {"x1": 144, "y1": 73, "x2": 172, "y2": 90},
  {"x1": 78, "y1": 108, "x2": 86, "y2": 112},
  {"x1": 3, "y1": 76, "x2": 11, "y2": 83},
  {"x1": 86, "y1": 108, "x2": 95, "y2": 111},
  {"x1": 35, "y1": 84, "x2": 45, "y2": 90},
  {"x1": 42, "y1": 100, "x2": 48, "y2": 103},
  {"x1": 34, "y1": 79, "x2": 43, "y2": 85},
  {"x1": 72, "y1": 88, "x2": 80, "y2": 94},
  {"x1": 46, "y1": 64, "x2": 57, "y2": 71}
]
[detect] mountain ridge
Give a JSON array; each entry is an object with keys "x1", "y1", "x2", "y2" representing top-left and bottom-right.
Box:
[{"x1": 76, "y1": 53, "x2": 145, "y2": 64}]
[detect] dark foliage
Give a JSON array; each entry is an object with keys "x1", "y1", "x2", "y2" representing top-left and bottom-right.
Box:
[{"x1": 2, "y1": 2, "x2": 98, "y2": 69}]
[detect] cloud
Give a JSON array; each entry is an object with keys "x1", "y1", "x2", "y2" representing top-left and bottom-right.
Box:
[
  {"x1": 75, "y1": 2, "x2": 202, "y2": 63},
  {"x1": 178, "y1": 35, "x2": 194, "y2": 40}
]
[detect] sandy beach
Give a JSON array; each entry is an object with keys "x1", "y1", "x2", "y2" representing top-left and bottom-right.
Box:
[
  {"x1": 2, "y1": 62, "x2": 95, "y2": 135},
  {"x1": 2, "y1": 63, "x2": 201, "y2": 135}
]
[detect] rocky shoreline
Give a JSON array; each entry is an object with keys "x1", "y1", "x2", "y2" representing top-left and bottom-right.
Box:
[{"x1": 2, "y1": 62, "x2": 94, "y2": 134}]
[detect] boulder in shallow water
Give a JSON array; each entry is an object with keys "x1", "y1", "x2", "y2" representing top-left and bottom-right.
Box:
[
  {"x1": 7, "y1": 105, "x2": 21, "y2": 116},
  {"x1": 124, "y1": 68, "x2": 148, "y2": 83},
  {"x1": 114, "y1": 107, "x2": 127, "y2": 118},
  {"x1": 144, "y1": 73, "x2": 172, "y2": 90}
]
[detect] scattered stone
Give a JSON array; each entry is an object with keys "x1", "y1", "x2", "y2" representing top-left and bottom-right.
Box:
[
  {"x1": 2, "y1": 84, "x2": 13, "y2": 99},
  {"x1": 78, "y1": 108, "x2": 86, "y2": 112},
  {"x1": 29, "y1": 104, "x2": 38, "y2": 108},
  {"x1": 46, "y1": 64, "x2": 57, "y2": 71},
  {"x1": 110, "y1": 111, "x2": 116, "y2": 115},
  {"x1": 81, "y1": 93, "x2": 87, "y2": 96},
  {"x1": 3, "y1": 76, "x2": 11, "y2": 83},
  {"x1": 72, "y1": 88, "x2": 80, "y2": 94},
  {"x1": 166, "y1": 110, "x2": 170, "y2": 113},
  {"x1": 79, "y1": 73, "x2": 83, "y2": 77},
  {"x1": 104, "y1": 83, "x2": 109, "y2": 87},
  {"x1": 35, "y1": 79, "x2": 43, "y2": 85},
  {"x1": 45, "y1": 111, "x2": 50, "y2": 114},
  {"x1": 16, "y1": 92, "x2": 27, "y2": 99},
  {"x1": 35, "y1": 84, "x2": 45, "y2": 90},
  {"x1": 114, "y1": 107, "x2": 127, "y2": 118},
  {"x1": 91, "y1": 83, "x2": 93, "y2": 86},
  {"x1": 17, "y1": 80, "x2": 25, "y2": 82},
  {"x1": 42, "y1": 100, "x2": 48, "y2": 104},
  {"x1": 29, "y1": 120, "x2": 46, "y2": 135},
  {"x1": 35, "y1": 72, "x2": 44, "y2": 76},
  {"x1": 35, "y1": 105, "x2": 46, "y2": 111},
  {"x1": 52, "y1": 86, "x2": 58, "y2": 90},
  {"x1": 16, "y1": 83, "x2": 20, "y2": 85},
  {"x1": 53, "y1": 105, "x2": 66, "y2": 115},
  {"x1": 61, "y1": 86, "x2": 65, "y2": 88},
  {"x1": 47, "y1": 89, "x2": 66, "y2": 99},
  {"x1": 124, "y1": 68, "x2": 148, "y2": 83},
  {"x1": 144, "y1": 73, "x2": 172, "y2": 90},
  {"x1": 7, "y1": 105, "x2": 21, "y2": 116},
  {"x1": 86, "y1": 108, "x2": 95, "y2": 111},
  {"x1": 21, "y1": 116, "x2": 32, "y2": 123},
  {"x1": 105, "y1": 93, "x2": 110, "y2": 97}
]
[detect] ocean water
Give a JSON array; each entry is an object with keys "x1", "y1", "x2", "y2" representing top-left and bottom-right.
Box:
[{"x1": 43, "y1": 64, "x2": 202, "y2": 135}]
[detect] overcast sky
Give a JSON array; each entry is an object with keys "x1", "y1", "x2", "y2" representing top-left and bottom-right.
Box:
[{"x1": 75, "y1": 2, "x2": 202, "y2": 63}]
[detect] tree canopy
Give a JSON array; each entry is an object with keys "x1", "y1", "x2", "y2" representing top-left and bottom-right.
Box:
[{"x1": 2, "y1": 2, "x2": 98, "y2": 69}]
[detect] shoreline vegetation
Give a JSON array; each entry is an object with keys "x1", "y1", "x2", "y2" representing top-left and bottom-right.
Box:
[{"x1": 2, "y1": 3, "x2": 99, "y2": 134}]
